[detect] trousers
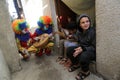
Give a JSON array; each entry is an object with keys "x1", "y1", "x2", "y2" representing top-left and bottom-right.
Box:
[{"x1": 67, "y1": 46, "x2": 95, "y2": 72}]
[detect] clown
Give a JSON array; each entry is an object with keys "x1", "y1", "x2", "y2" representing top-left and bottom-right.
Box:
[
  {"x1": 31, "y1": 16, "x2": 54, "y2": 56},
  {"x1": 12, "y1": 19, "x2": 31, "y2": 60}
]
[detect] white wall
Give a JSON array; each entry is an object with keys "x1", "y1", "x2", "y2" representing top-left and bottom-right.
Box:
[{"x1": 21, "y1": 0, "x2": 53, "y2": 28}]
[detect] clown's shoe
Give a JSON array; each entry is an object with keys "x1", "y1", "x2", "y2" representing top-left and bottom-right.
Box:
[
  {"x1": 45, "y1": 48, "x2": 51, "y2": 56},
  {"x1": 35, "y1": 49, "x2": 43, "y2": 57}
]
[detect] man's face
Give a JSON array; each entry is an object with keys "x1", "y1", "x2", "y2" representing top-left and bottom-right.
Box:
[{"x1": 68, "y1": 29, "x2": 76, "y2": 34}]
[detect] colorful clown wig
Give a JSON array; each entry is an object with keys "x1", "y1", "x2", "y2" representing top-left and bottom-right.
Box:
[
  {"x1": 12, "y1": 19, "x2": 29, "y2": 34},
  {"x1": 37, "y1": 16, "x2": 53, "y2": 28}
]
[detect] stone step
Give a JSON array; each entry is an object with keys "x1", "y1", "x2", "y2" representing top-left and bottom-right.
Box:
[{"x1": 89, "y1": 61, "x2": 97, "y2": 74}]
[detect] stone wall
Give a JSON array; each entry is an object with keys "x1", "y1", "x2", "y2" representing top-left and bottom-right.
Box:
[
  {"x1": 0, "y1": 0, "x2": 21, "y2": 72},
  {"x1": 96, "y1": 0, "x2": 120, "y2": 80}
]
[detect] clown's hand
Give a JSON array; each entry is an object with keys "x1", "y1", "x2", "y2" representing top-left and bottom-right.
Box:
[
  {"x1": 33, "y1": 37, "x2": 40, "y2": 41},
  {"x1": 22, "y1": 49, "x2": 30, "y2": 56},
  {"x1": 49, "y1": 33, "x2": 53, "y2": 38},
  {"x1": 49, "y1": 33, "x2": 54, "y2": 40}
]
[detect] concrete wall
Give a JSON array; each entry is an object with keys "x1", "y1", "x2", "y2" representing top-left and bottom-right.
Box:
[
  {"x1": 96, "y1": 0, "x2": 120, "y2": 80},
  {"x1": 0, "y1": 50, "x2": 10, "y2": 80},
  {"x1": 0, "y1": 0, "x2": 21, "y2": 72}
]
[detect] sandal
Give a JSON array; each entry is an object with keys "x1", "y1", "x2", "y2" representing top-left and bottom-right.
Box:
[
  {"x1": 75, "y1": 71, "x2": 90, "y2": 80},
  {"x1": 68, "y1": 65, "x2": 80, "y2": 72},
  {"x1": 56, "y1": 56, "x2": 63, "y2": 62},
  {"x1": 59, "y1": 58, "x2": 68, "y2": 64},
  {"x1": 64, "y1": 59, "x2": 72, "y2": 68}
]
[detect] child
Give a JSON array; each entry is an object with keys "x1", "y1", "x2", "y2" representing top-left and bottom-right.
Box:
[{"x1": 67, "y1": 14, "x2": 95, "y2": 79}]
